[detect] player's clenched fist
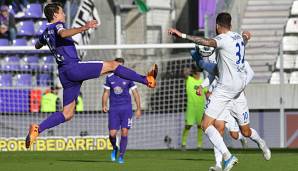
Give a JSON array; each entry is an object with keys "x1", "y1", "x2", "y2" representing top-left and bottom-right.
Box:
[{"x1": 168, "y1": 28, "x2": 182, "y2": 38}]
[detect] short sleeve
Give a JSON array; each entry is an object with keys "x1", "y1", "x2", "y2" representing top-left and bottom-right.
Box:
[
  {"x1": 103, "y1": 77, "x2": 111, "y2": 90},
  {"x1": 55, "y1": 21, "x2": 65, "y2": 33},
  {"x1": 128, "y1": 81, "x2": 137, "y2": 90},
  {"x1": 213, "y1": 34, "x2": 224, "y2": 48}
]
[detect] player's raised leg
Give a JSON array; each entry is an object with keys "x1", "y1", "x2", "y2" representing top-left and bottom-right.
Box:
[
  {"x1": 26, "y1": 100, "x2": 76, "y2": 148},
  {"x1": 101, "y1": 60, "x2": 158, "y2": 88},
  {"x1": 240, "y1": 124, "x2": 271, "y2": 160},
  {"x1": 190, "y1": 49, "x2": 217, "y2": 75}
]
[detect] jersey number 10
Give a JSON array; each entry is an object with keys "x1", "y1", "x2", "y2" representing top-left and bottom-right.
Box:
[{"x1": 236, "y1": 41, "x2": 245, "y2": 64}]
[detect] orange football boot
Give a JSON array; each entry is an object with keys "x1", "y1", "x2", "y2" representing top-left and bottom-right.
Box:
[
  {"x1": 146, "y1": 64, "x2": 158, "y2": 88},
  {"x1": 25, "y1": 124, "x2": 39, "y2": 149}
]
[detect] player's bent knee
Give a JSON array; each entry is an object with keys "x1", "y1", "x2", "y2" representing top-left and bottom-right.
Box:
[
  {"x1": 101, "y1": 61, "x2": 121, "y2": 75},
  {"x1": 121, "y1": 129, "x2": 128, "y2": 136},
  {"x1": 63, "y1": 112, "x2": 74, "y2": 121},
  {"x1": 241, "y1": 128, "x2": 251, "y2": 137},
  {"x1": 230, "y1": 132, "x2": 239, "y2": 140}
]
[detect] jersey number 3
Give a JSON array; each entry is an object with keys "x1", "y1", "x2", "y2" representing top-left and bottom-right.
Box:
[{"x1": 236, "y1": 41, "x2": 245, "y2": 64}]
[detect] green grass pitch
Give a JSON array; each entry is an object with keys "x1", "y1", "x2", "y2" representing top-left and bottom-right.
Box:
[{"x1": 0, "y1": 149, "x2": 297, "y2": 171}]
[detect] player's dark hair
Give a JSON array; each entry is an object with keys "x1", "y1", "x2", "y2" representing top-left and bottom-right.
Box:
[
  {"x1": 44, "y1": 2, "x2": 63, "y2": 22},
  {"x1": 216, "y1": 12, "x2": 232, "y2": 29},
  {"x1": 191, "y1": 64, "x2": 202, "y2": 74},
  {"x1": 115, "y1": 58, "x2": 125, "y2": 64}
]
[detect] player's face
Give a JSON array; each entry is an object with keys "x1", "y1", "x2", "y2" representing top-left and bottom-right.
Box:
[{"x1": 54, "y1": 6, "x2": 65, "y2": 22}]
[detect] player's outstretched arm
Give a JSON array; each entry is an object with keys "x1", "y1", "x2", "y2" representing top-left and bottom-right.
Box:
[
  {"x1": 168, "y1": 28, "x2": 217, "y2": 47},
  {"x1": 132, "y1": 88, "x2": 141, "y2": 119},
  {"x1": 102, "y1": 88, "x2": 110, "y2": 113},
  {"x1": 59, "y1": 20, "x2": 98, "y2": 38}
]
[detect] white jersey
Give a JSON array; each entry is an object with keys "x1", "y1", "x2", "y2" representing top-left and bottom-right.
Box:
[{"x1": 213, "y1": 31, "x2": 247, "y2": 92}]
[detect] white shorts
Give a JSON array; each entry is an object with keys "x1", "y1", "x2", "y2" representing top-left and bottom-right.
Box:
[
  {"x1": 217, "y1": 102, "x2": 240, "y2": 132},
  {"x1": 229, "y1": 92, "x2": 250, "y2": 126},
  {"x1": 205, "y1": 87, "x2": 250, "y2": 126},
  {"x1": 205, "y1": 86, "x2": 239, "y2": 119}
]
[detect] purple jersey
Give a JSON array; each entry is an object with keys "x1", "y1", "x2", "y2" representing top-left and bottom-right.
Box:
[
  {"x1": 103, "y1": 73, "x2": 136, "y2": 107},
  {"x1": 38, "y1": 21, "x2": 80, "y2": 68}
]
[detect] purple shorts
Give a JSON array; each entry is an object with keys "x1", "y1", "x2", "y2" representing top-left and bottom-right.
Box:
[
  {"x1": 108, "y1": 105, "x2": 133, "y2": 130},
  {"x1": 58, "y1": 61, "x2": 103, "y2": 106}
]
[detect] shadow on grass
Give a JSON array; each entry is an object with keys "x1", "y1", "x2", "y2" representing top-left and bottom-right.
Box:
[
  {"x1": 57, "y1": 159, "x2": 112, "y2": 164},
  {"x1": 169, "y1": 158, "x2": 213, "y2": 162}
]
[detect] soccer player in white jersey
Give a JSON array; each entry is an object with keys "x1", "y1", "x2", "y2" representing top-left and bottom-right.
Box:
[{"x1": 168, "y1": 12, "x2": 271, "y2": 171}]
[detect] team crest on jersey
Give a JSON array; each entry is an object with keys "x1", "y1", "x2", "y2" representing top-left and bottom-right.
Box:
[
  {"x1": 122, "y1": 81, "x2": 127, "y2": 85},
  {"x1": 113, "y1": 86, "x2": 123, "y2": 94}
]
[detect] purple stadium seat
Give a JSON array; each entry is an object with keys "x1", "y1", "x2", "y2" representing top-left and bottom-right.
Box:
[
  {"x1": 25, "y1": 3, "x2": 43, "y2": 18},
  {"x1": 35, "y1": 20, "x2": 47, "y2": 35},
  {"x1": 20, "y1": 56, "x2": 39, "y2": 71},
  {"x1": 41, "y1": 56, "x2": 55, "y2": 71},
  {"x1": 0, "y1": 39, "x2": 9, "y2": 46},
  {"x1": 2, "y1": 56, "x2": 21, "y2": 71},
  {"x1": 37, "y1": 74, "x2": 51, "y2": 86},
  {"x1": 17, "y1": 20, "x2": 35, "y2": 36},
  {"x1": 15, "y1": 74, "x2": 33, "y2": 87},
  {"x1": 0, "y1": 74, "x2": 13, "y2": 87},
  {"x1": 13, "y1": 38, "x2": 27, "y2": 46},
  {"x1": 0, "y1": 89, "x2": 30, "y2": 113}
]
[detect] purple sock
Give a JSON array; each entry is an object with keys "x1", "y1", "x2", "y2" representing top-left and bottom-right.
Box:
[
  {"x1": 39, "y1": 112, "x2": 65, "y2": 133},
  {"x1": 119, "y1": 136, "x2": 128, "y2": 158},
  {"x1": 114, "y1": 65, "x2": 147, "y2": 85},
  {"x1": 109, "y1": 135, "x2": 117, "y2": 150}
]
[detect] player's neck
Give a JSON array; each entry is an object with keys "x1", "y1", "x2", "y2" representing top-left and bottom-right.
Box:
[{"x1": 50, "y1": 19, "x2": 64, "y2": 24}]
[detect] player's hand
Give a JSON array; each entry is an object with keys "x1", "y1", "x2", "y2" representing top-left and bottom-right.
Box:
[
  {"x1": 196, "y1": 86, "x2": 203, "y2": 96},
  {"x1": 102, "y1": 106, "x2": 108, "y2": 113},
  {"x1": 168, "y1": 28, "x2": 182, "y2": 38},
  {"x1": 242, "y1": 31, "x2": 251, "y2": 40},
  {"x1": 135, "y1": 109, "x2": 142, "y2": 119},
  {"x1": 83, "y1": 20, "x2": 98, "y2": 30}
]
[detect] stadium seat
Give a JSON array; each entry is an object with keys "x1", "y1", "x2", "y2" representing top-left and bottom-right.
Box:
[
  {"x1": 37, "y1": 74, "x2": 51, "y2": 86},
  {"x1": 25, "y1": 3, "x2": 43, "y2": 18},
  {"x1": 17, "y1": 20, "x2": 35, "y2": 36},
  {"x1": 35, "y1": 20, "x2": 47, "y2": 35},
  {"x1": 13, "y1": 38, "x2": 27, "y2": 46},
  {"x1": 0, "y1": 74, "x2": 13, "y2": 87},
  {"x1": 275, "y1": 54, "x2": 296, "y2": 69},
  {"x1": 2, "y1": 56, "x2": 21, "y2": 71},
  {"x1": 15, "y1": 74, "x2": 33, "y2": 87},
  {"x1": 0, "y1": 39, "x2": 9, "y2": 46},
  {"x1": 0, "y1": 89, "x2": 30, "y2": 113},
  {"x1": 40, "y1": 56, "x2": 55, "y2": 71},
  {"x1": 282, "y1": 36, "x2": 298, "y2": 51},
  {"x1": 295, "y1": 56, "x2": 298, "y2": 69},
  {"x1": 270, "y1": 72, "x2": 289, "y2": 84},
  {"x1": 20, "y1": 56, "x2": 39, "y2": 71},
  {"x1": 289, "y1": 71, "x2": 298, "y2": 84},
  {"x1": 285, "y1": 18, "x2": 298, "y2": 34},
  {"x1": 291, "y1": 1, "x2": 298, "y2": 16}
]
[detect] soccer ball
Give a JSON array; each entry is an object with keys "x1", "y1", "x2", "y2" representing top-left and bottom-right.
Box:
[{"x1": 195, "y1": 44, "x2": 215, "y2": 57}]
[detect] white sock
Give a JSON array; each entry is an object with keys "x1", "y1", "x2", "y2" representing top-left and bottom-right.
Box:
[
  {"x1": 214, "y1": 146, "x2": 222, "y2": 168},
  {"x1": 205, "y1": 125, "x2": 231, "y2": 160},
  {"x1": 237, "y1": 132, "x2": 244, "y2": 140},
  {"x1": 250, "y1": 128, "x2": 262, "y2": 144}
]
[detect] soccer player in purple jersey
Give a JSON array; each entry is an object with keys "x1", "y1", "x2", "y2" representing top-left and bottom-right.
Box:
[
  {"x1": 25, "y1": 3, "x2": 158, "y2": 149},
  {"x1": 102, "y1": 58, "x2": 141, "y2": 164}
]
